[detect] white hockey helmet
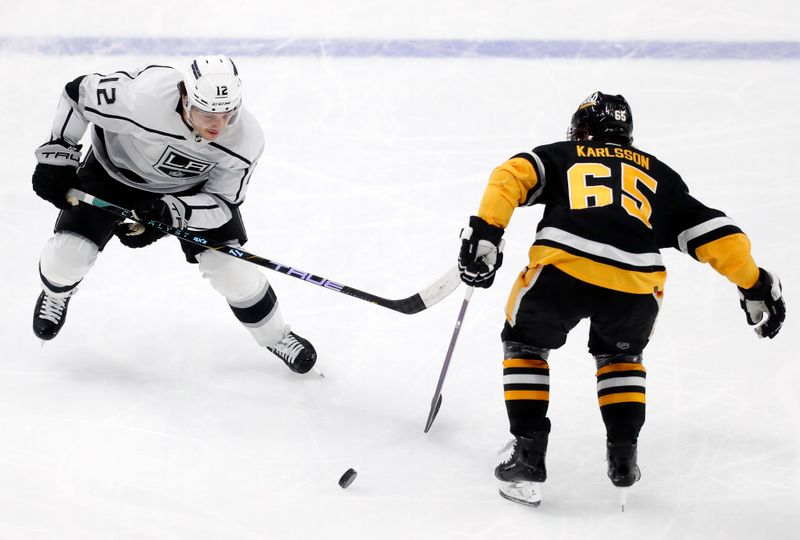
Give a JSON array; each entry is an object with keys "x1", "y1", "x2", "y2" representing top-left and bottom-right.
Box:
[{"x1": 183, "y1": 55, "x2": 242, "y2": 113}]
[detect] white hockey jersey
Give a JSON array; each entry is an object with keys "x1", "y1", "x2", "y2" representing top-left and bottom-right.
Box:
[{"x1": 48, "y1": 64, "x2": 265, "y2": 231}]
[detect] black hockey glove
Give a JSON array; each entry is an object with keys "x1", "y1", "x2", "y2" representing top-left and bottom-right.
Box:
[
  {"x1": 113, "y1": 196, "x2": 188, "y2": 249},
  {"x1": 458, "y1": 215, "x2": 505, "y2": 288},
  {"x1": 113, "y1": 220, "x2": 167, "y2": 248},
  {"x1": 738, "y1": 268, "x2": 785, "y2": 339},
  {"x1": 32, "y1": 140, "x2": 82, "y2": 209}
]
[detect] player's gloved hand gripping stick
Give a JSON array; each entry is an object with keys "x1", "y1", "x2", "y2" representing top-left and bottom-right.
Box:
[
  {"x1": 458, "y1": 216, "x2": 505, "y2": 288},
  {"x1": 424, "y1": 216, "x2": 506, "y2": 432},
  {"x1": 66, "y1": 188, "x2": 461, "y2": 314}
]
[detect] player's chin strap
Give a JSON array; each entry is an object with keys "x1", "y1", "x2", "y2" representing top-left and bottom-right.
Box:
[{"x1": 65, "y1": 189, "x2": 460, "y2": 315}]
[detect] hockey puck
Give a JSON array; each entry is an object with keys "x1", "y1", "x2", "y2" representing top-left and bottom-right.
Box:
[{"x1": 338, "y1": 468, "x2": 357, "y2": 489}]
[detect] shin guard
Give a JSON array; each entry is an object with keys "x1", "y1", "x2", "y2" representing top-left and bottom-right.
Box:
[
  {"x1": 595, "y1": 356, "x2": 646, "y2": 441},
  {"x1": 197, "y1": 249, "x2": 286, "y2": 346},
  {"x1": 502, "y1": 341, "x2": 552, "y2": 436}
]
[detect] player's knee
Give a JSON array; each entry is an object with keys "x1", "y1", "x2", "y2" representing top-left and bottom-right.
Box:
[
  {"x1": 196, "y1": 249, "x2": 268, "y2": 301},
  {"x1": 593, "y1": 353, "x2": 643, "y2": 369},
  {"x1": 39, "y1": 232, "x2": 99, "y2": 287},
  {"x1": 503, "y1": 340, "x2": 551, "y2": 361}
]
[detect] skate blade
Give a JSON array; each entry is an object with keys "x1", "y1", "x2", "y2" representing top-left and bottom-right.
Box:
[
  {"x1": 497, "y1": 481, "x2": 543, "y2": 508},
  {"x1": 618, "y1": 487, "x2": 629, "y2": 512}
]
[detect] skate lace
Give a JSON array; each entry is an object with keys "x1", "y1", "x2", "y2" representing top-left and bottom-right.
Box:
[
  {"x1": 38, "y1": 293, "x2": 68, "y2": 325},
  {"x1": 498, "y1": 439, "x2": 517, "y2": 465},
  {"x1": 270, "y1": 334, "x2": 304, "y2": 364}
]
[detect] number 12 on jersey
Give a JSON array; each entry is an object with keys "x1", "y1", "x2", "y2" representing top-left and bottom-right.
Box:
[{"x1": 567, "y1": 162, "x2": 658, "y2": 228}]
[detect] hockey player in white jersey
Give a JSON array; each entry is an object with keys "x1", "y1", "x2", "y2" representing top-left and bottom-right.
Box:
[{"x1": 31, "y1": 55, "x2": 317, "y2": 374}]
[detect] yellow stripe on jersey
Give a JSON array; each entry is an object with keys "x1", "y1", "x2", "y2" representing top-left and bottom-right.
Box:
[
  {"x1": 477, "y1": 157, "x2": 539, "y2": 228},
  {"x1": 506, "y1": 266, "x2": 541, "y2": 324},
  {"x1": 529, "y1": 245, "x2": 666, "y2": 294},
  {"x1": 598, "y1": 392, "x2": 646, "y2": 406},
  {"x1": 695, "y1": 233, "x2": 759, "y2": 289},
  {"x1": 504, "y1": 390, "x2": 550, "y2": 401},
  {"x1": 596, "y1": 363, "x2": 647, "y2": 376}
]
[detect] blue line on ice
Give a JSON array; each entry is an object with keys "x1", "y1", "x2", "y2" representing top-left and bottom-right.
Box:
[{"x1": 1, "y1": 36, "x2": 799, "y2": 60}]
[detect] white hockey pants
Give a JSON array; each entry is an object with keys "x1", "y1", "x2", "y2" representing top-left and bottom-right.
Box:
[
  {"x1": 196, "y1": 249, "x2": 286, "y2": 347},
  {"x1": 38, "y1": 232, "x2": 286, "y2": 346}
]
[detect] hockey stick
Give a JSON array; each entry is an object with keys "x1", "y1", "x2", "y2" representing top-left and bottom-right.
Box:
[
  {"x1": 66, "y1": 188, "x2": 461, "y2": 314},
  {"x1": 423, "y1": 286, "x2": 473, "y2": 433}
]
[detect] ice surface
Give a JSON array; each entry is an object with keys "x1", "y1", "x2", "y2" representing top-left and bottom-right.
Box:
[{"x1": 0, "y1": 1, "x2": 798, "y2": 539}]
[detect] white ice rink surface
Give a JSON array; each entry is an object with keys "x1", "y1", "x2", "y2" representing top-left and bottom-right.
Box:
[{"x1": 1, "y1": 1, "x2": 798, "y2": 538}]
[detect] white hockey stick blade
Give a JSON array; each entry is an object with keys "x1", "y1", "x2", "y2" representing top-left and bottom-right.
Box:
[
  {"x1": 498, "y1": 481, "x2": 543, "y2": 508},
  {"x1": 418, "y1": 266, "x2": 462, "y2": 310}
]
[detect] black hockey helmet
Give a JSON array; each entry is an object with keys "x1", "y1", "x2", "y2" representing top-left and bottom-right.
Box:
[{"x1": 568, "y1": 91, "x2": 633, "y2": 145}]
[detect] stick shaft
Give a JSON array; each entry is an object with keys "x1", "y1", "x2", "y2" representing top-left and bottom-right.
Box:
[
  {"x1": 424, "y1": 286, "x2": 473, "y2": 432},
  {"x1": 67, "y1": 188, "x2": 459, "y2": 314}
]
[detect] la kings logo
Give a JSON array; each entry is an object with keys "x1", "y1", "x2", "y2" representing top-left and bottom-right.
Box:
[{"x1": 154, "y1": 146, "x2": 216, "y2": 178}]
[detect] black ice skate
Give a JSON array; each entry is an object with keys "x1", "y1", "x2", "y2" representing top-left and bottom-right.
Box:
[
  {"x1": 607, "y1": 439, "x2": 641, "y2": 487},
  {"x1": 267, "y1": 328, "x2": 317, "y2": 374},
  {"x1": 33, "y1": 288, "x2": 76, "y2": 341},
  {"x1": 607, "y1": 439, "x2": 641, "y2": 511},
  {"x1": 494, "y1": 432, "x2": 549, "y2": 507}
]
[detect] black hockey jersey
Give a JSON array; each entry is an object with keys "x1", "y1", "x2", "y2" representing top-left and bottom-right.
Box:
[{"x1": 477, "y1": 140, "x2": 759, "y2": 294}]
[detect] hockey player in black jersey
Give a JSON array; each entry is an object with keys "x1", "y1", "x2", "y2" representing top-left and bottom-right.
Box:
[
  {"x1": 457, "y1": 91, "x2": 786, "y2": 507},
  {"x1": 31, "y1": 55, "x2": 316, "y2": 374}
]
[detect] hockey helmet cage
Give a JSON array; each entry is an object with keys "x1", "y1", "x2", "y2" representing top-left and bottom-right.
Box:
[
  {"x1": 568, "y1": 91, "x2": 633, "y2": 145},
  {"x1": 183, "y1": 55, "x2": 242, "y2": 114}
]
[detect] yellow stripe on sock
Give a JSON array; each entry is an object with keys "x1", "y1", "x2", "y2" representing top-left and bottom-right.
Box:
[
  {"x1": 503, "y1": 358, "x2": 549, "y2": 369},
  {"x1": 596, "y1": 363, "x2": 646, "y2": 377},
  {"x1": 598, "y1": 392, "x2": 646, "y2": 406},
  {"x1": 504, "y1": 390, "x2": 550, "y2": 401}
]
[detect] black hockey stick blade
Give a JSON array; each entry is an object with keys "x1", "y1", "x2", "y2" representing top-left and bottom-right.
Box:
[
  {"x1": 66, "y1": 189, "x2": 461, "y2": 314},
  {"x1": 423, "y1": 286, "x2": 474, "y2": 433},
  {"x1": 423, "y1": 393, "x2": 443, "y2": 433}
]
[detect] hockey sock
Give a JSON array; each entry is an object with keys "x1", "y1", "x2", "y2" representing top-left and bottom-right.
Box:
[
  {"x1": 503, "y1": 357, "x2": 551, "y2": 436},
  {"x1": 197, "y1": 249, "x2": 286, "y2": 346},
  {"x1": 227, "y1": 282, "x2": 286, "y2": 346},
  {"x1": 596, "y1": 361, "x2": 646, "y2": 441}
]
